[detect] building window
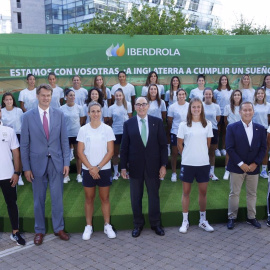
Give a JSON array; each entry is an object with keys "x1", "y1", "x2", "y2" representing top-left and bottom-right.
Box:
[
  {"x1": 176, "y1": 0, "x2": 186, "y2": 9},
  {"x1": 17, "y1": 12, "x2": 22, "y2": 29},
  {"x1": 17, "y1": 0, "x2": 21, "y2": 8},
  {"x1": 188, "y1": 0, "x2": 200, "y2": 12}
]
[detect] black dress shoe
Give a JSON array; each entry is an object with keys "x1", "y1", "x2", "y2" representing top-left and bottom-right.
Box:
[
  {"x1": 246, "y1": 218, "x2": 261, "y2": 229},
  {"x1": 132, "y1": 227, "x2": 143, "y2": 238},
  {"x1": 151, "y1": 226, "x2": 165, "y2": 236},
  {"x1": 227, "y1": 219, "x2": 235, "y2": 230}
]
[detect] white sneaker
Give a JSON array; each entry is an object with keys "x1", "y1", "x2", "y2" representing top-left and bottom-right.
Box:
[
  {"x1": 82, "y1": 225, "x2": 93, "y2": 240},
  {"x1": 210, "y1": 173, "x2": 218, "y2": 181},
  {"x1": 215, "y1": 149, "x2": 221, "y2": 157},
  {"x1": 76, "y1": 174, "x2": 83, "y2": 183},
  {"x1": 168, "y1": 145, "x2": 171, "y2": 156},
  {"x1": 63, "y1": 176, "x2": 70, "y2": 184},
  {"x1": 104, "y1": 224, "x2": 116, "y2": 239},
  {"x1": 223, "y1": 170, "x2": 230, "y2": 180},
  {"x1": 160, "y1": 178, "x2": 164, "y2": 180},
  {"x1": 260, "y1": 170, "x2": 268, "y2": 179},
  {"x1": 113, "y1": 172, "x2": 120, "y2": 180},
  {"x1": 70, "y1": 149, "x2": 74, "y2": 161},
  {"x1": 179, "y1": 220, "x2": 189, "y2": 233},
  {"x1": 199, "y1": 220, "x2": 214, "y2": 232},
  {"x1": 220, "y1": 149, "x2": 226, "y2": 156},
  {"x1": 171, "y1": 173, "x2": 177, "y2": 182},
  {"x1": 18, "y1": 175, "x2": 24, "y2": 186}
]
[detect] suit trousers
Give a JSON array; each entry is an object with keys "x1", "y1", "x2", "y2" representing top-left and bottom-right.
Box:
[
  {"x1": 32, "y1": 158, "x2": 64, "y2": 234},
  {"x1": 130, "y1": 170, "x2": 161, "y2": 227},
  {"x1": 228, "y1": 172, "x2": 258, "y2": 219}
]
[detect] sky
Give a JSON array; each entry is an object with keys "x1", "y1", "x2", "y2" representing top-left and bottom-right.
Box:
[{"x1": 218, "y1": 0, "x2": 270, "y2": 30}]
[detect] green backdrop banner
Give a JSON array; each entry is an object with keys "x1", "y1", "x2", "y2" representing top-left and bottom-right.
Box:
[{"x1": 0, "y1": 34, "x2": 270, "y2": 92}]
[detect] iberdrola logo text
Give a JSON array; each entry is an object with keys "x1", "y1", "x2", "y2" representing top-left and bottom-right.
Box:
[
  {"x1": 106, "y1": 43, "x2": 181, "y2": 60},
  {"x1": 106, "y1": 43, "x2": 125, "y2": 60}
]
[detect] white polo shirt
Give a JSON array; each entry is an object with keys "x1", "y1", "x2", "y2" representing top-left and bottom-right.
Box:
[{"x1": 0, "y1": 124, "x2": 19, "y2": 180}]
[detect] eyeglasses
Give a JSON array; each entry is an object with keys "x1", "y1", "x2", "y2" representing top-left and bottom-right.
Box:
[{"x1": 135, "y1": 103, "x2": 148, "y2": 108}]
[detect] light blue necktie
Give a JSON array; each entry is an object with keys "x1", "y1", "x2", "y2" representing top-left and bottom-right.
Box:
[{"x1": 140, "y1": 118, "x2": 147, "y2": 146}]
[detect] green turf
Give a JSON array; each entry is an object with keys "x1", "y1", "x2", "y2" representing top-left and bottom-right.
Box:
[{"x1": 0, "y1": 166, "x2": 268, "y2": 233}]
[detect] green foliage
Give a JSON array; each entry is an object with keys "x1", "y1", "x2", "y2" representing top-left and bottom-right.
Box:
[
  {"x1": 68, "y1": 2, "x2": 191, "y2": 35},
  {"x1": 67, "y1": 3, "x2": 270, "y2": 36},
  {"x1": 231, "y1": 15, "x2": 270, "y2": 35}
]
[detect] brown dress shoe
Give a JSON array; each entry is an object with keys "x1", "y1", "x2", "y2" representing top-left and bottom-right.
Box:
[
  {"x1": 54, "y1": 230, "x2": 70, "y2": 241},
  {"x1": 34, "y1": 233, "x2": 44, "y2": 246}
]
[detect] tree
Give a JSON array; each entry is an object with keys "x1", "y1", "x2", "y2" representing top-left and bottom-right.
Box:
[
  {"x1": 67, "y1": 3, "x2": 270, "y2": 36},
  {"x1": 67, "y1": 2, "x2": 192, "y2": 35},
  {"x1": 231, "y1": 15, "x2": 270, "y2": 35}
]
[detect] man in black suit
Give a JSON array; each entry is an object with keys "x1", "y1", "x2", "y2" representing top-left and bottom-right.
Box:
[{"x1": 121, "y1": 97, "x2": 168, "y2": 237}]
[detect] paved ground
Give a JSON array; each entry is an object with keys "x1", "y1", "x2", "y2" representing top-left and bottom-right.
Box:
[{"x1": 0, "y1": 221, "x2": 270, "y2": 270}]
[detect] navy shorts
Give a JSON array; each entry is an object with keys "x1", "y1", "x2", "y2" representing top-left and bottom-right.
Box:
[
  {"x1": 218, "y1": 115, "x2": 225, "y2": 126},
  {"x1": 170, "y1": 133, "x2": 177, "y2": 146},
  {"x1": 69, "y1": 137, "x2": 78, "y2": 145},
  {"x1": 179, "y1": 165, "x2": 210, "y2": 183},
  {"x1": 82, "y1": 169, "x2": 112, "y2": 187},
  {"x1": 211, "y1": 129, "x2": 218, "y2": 145},
  {"x1": 114, "y1": 134, "x2": 122, "y2": 145}
]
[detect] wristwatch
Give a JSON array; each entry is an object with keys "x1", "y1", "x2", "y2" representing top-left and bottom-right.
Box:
[
  {"x1": 14, "y1": 171, "x2": 20, "y2": 176},
  {"x1": 97, "y1": 165, "x2": 102, "y2": 171}
]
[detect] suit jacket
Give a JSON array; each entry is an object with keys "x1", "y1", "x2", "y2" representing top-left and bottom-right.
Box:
[
  {"x1": 20, "y1": 107, "x2": 70, "y2": 177},
  {"x1": 226, "y1": 121, "x2": 266, "y2": 175},
  {"x1": 120, "y1": 115, "x2": 168, "y2": 179}
]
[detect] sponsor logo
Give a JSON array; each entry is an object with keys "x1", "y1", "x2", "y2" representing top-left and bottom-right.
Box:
[
  {"x1": 106, "y1": 43, "x2": 180, "y2": 59},
  {"x1": 106, "y1": 43, "x2": 125, "y2": 59}
]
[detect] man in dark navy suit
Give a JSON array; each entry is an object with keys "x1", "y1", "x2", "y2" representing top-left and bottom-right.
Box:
[
  {"x1": 226, "y1": 101, "x2": 266, "y2": 230},
  {"x1": 121, "y1": 97, "x2": 168, "y2": 237}
]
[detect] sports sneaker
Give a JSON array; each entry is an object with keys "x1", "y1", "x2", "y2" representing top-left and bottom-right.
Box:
[
  {"x1": 70, "y1": 149, "x2": 74, "y2": 161},
  {"x1": 179, "y1": 220, "x2": 189, "y2": 233},
  {"x1": 210, "y1": 173, "x2": 218, "y2": 181},
  {"x1": 18, "y1": 175, "x2": 24, "y2": 186},
  {"x1": 104, "y1": 223, "x2": 116, "y2": 239},
  {"x1": 160, "y1": 178, "x2": 164, "y2": 180},
  {"x1": 168, "y1": 145, "x2": 171, "y2": 156},
  {"x1": 260, "y1": 170, "x2": 268, "y2": 179},
  {"x1": 10, "y1": 232, "x2": 26, "y2": 246},
  {"x1": 223, "y1": 170, "x2": 230, "y2": 180},
  {"x1": 267, "y1": 217, "x2": 270, "y2": 227},
  {"x1": 220, "y1": 149, "x2": 226, "y2": 156},
  {"x1": 215, "y1": 149, "x2": 221, "y2": 157},
  {"x1": 171, "y1": 173, "x2": 177, "y2": 182},
  {"x1": 199, "y1": 220, "x2": 214, "y2": 232},
  {"x1": 76, "y1": 174, "x2": 83, "y2": 183},
  {"x1": 63, "y1": 176, "x2": 70, "y2": 184},
  {"x1": 82, "y1": 225, "x2": 93, "y2": 240},
  {"x1": 246, "y1": 218, "x2": 261, "y2": 229},
  {"x1": 113, "y1": 172, "x2": 120, "y2": 180}
]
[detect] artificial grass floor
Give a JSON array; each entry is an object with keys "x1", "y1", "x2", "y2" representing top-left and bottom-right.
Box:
[{"x1": 1, "y1": 166, "x2": 269, "y2": 232}]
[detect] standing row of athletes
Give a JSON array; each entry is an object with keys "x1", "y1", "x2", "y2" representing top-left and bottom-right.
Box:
[
  {"x1": 3, "y1": 71, "x2": 270, "y2": 185},
  {"x1": 1, "y1": 70, "x2": 270, "y2": 245}
]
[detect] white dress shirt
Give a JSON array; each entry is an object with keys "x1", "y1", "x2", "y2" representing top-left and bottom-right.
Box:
[{"x1": 38, "y1": 106, "x2": 50, "y2": 128}]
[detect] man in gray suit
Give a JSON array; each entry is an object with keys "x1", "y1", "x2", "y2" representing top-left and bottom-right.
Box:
[{"x1": 21, "y1": 84, "x2": 70, "y2": 245}]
